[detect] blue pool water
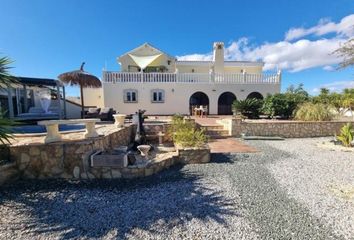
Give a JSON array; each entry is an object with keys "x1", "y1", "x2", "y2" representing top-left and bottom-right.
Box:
[{"x1": 11, "y1": 124, "x2": 86, "y2": 134}]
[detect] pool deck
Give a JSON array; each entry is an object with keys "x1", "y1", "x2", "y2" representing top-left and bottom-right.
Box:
[{"x1": 9, "y1": 124, "x2": 120, "y2": 146}]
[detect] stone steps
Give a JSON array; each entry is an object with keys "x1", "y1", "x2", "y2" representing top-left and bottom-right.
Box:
[
  {"x1": 206, "y1": 130, "x2": 230, "y2": 139},
  {"x1": 200, "y1": 124, "x2": 230, "y2": 139},
  {"x1": 200, "y1": 125, "x2": 224, "y2": 131}
]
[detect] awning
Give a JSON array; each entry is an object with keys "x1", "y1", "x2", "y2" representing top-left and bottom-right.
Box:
[
  {"x1": 17, "y1": 77, "x2": 62, "y2": 87},
  {"x1": 128, "y1": 53, "x2": 162, "y2": 70}
]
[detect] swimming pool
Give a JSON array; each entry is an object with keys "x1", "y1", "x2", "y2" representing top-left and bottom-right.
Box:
[{"x1": 11, "y1": 124, "x2": 86, "y2": 134}]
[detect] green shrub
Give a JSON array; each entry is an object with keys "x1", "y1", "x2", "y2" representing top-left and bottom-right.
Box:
[
  {"x1": 0, "y1": 112, "x2": 14, "y2": 146},
  {"x1": 173, "y1": 128, "x2": 208, "y2": 148},
  {"x1": 169, "y1": 114, "x2": 208, "y2": 147},
  {"x1": 262, "y1": 93, "x2": 296, "y2": 119},
  {"x1": 169, "y1": 114, "x2": 190, "y2": 133},
  {"x1": 232, "y1": 98, "x2": 263, "y2": 119},
  {"x1": 294, "y1": 102, "x2": 335, "y2": 121},
  {"x1": 171, "y1": 114, "x2": 184, "y2": 123},
  {"x1": 336, "y1": 123, "x2": 354, "y2": 147}
]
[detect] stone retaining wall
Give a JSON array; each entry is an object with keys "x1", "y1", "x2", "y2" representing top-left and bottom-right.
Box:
[
  {"x1": 84, "y1": 144, "x2": 210, "y2": 180},
  {"x1": 177, "y1": 145, "x2": 211, "y2": 164},
  {"x1": 225, "y1": 118, "x2": 354, "y2": 138},
  {"x1": 144, "y1": 123, "x2": 173, "y2": 143},
  {"x1": 88, "y1": 152, "x2": 180, "y2": 179},
  {"x1": 0, "y1": 125, "x2": 136, "y2": 185},
  {"x1": 0, "y1": 122, "x2": 211, "y2": 185}
]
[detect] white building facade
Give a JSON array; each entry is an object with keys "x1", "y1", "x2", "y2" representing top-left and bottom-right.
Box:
[{"x1": 86, "y1": 42, "x2": 281, "y2": 115}]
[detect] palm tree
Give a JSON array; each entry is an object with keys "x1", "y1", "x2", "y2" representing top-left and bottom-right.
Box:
[
  {"x1": 342, "y1": 88, "x2": 354, "y2": 113},
  {"x1": 0, "y1": 56, "x2": 17, "y2": 88},
  {"x1": 0, "y1": 55, "x2": 17, "y2": 145}
]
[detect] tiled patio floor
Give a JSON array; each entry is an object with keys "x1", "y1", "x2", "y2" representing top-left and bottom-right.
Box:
[
  {"x1": 208, "y1": 138, "x2": 259, "y2": 153},
  {"x1": 192, "y1": 115, "x2": 232, "y2": 126}
]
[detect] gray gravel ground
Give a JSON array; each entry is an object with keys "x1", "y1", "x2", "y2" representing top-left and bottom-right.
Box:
[{"x1": 0, "y1": 138, "x2": 353, "y2": 239}]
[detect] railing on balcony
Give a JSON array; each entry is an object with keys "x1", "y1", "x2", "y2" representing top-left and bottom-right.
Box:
[{"x1": 102, "y1": 71, "x2": 281, "y2": 84}]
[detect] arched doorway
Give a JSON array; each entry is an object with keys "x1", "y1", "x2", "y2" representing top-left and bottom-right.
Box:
[
  {"x1": 189, "y1": 92, "x2": 209, "y2": 115},
  {"x1": 247, "y1": 92, "x2": 263, "y2": 100},
  {"x1": 218, "y1": 92, "x2": 237, "y2": 115}
]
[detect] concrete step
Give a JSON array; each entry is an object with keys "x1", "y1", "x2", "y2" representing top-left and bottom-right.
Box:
[
  {"x1": 206, "y1": 130, "x2": 229, "y2": 135},
  {"x1": 205, "y1": 129, "x2": 230, "y2": 139},
  {"x1": 200, "y1": 125, "x2": 225, "y2": 131}
]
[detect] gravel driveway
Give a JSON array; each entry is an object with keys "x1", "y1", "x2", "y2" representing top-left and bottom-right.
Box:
[{"x1": 0, "y1": 138, "x2": 353, "y2": 239}]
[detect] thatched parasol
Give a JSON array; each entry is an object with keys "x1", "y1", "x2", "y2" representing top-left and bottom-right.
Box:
[{"x1": 58, "y1": 62, "x2": 101, "y2": 118}]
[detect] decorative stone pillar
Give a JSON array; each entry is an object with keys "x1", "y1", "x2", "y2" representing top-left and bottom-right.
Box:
[
  {"x1": 232, "y1": 117, "x2": 243, "y2": 137},
  {"x1": 44, "y1": 124, "x2": 62, "y2": 143},
  {"x1": 113, "y1": 114, "x2": 126, "y2": 128},
  {"x1": 84, "y1": 122, "x2": 99, "y2": 138}
]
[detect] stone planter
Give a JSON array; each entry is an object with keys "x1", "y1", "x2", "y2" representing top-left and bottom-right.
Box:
[
  {"x1": 175, "y1": 144, "x2": 210, "y2": 164},
  {"x1": 113, "y1": 114, "x2": 126, "y2": 128},
  {"x1": 137, "y1": 145, "x2": 151, "y2": 157}
]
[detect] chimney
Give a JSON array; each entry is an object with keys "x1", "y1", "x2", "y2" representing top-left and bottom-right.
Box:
[{"x1": 213, "y1": 42, "x2": 224, "y2": 73}]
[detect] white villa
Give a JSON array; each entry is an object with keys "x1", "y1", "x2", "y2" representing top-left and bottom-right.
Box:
[{"x1": 85, "y1": 42, "x2": 281, "y2": 115}]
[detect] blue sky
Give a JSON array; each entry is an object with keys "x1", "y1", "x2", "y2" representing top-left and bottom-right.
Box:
[{"x1": 1, "y1": 0, "x2": 353, "y2": 97}]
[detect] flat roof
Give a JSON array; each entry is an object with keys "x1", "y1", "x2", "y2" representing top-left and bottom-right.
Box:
[
  {"x1": 176, "y1": 60, "x2": 264, "y2": 67},
  {"x1": 17, "y1": 77, "x2": 62, "y2": 87}
]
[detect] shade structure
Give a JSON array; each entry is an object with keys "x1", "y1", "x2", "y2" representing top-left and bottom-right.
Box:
[
  {"x1": 128, "y1": 53, "x2": 162, "y2": 70},
  {"x1": 58, "y1": 62, "x2": 101, "y2": 118}
]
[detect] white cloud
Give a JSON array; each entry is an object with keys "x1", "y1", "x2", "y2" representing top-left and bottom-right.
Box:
[
  {"x1": 242, "y1": 38, "x2": 347, "y2": 72},
  {"x1": 177, "y1": 14, "x2": 354, "y2": 72},
  {"x1": 285, "y1": 15, "x2": 354, "y2": 41},
  {"x1": 177, "y1": 53, "x2": 212, "y2": 61},
  {"x1": 323, "y1": 65, "x2": 335, "y2": 71},
  {"x1": 312, "y1": 80, "x2": 354, "y2": 93}
]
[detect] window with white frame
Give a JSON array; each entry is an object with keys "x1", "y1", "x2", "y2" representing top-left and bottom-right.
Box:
[
  {"x1": 151, "y1": 89, "x2": 165, "y2": 103},
  {"x1": 123, "y1": 89, "x2": 138, "y2": 103}
]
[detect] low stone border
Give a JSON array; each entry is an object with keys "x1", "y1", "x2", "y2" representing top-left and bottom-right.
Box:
[
  {"x1": 176, "y1": 145, "x2": 211, "y2": 164},
  {"x1": 86, "y1": 152, "x2": 179, "y2": 179},
  {"x1": 83, "y1": 144, "x2": 210, "y2": 180},
  {"x1": 220, "y1": 118, "x2": 354, "y2": 138}
]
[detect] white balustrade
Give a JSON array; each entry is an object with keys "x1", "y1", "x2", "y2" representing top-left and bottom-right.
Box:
[{"x1": 103, "y1": 71, "x2": 280, "y2": 84}]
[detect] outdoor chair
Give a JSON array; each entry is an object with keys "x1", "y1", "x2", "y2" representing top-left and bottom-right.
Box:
[
  {"x1": 84, "y1": 107, "x2": 100, "y2": 119},
  {"x1": 99, "y1": 107, "x2": 116, "y2": 121},
  {"x1": 200, "y1": 105, "x2": 208, "y2": 117},
  {"x1": 193, "y1": 105, "x2": 207, "y2": 117}
]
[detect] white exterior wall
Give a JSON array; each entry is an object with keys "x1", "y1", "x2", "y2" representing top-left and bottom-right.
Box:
[
  {"x1": 177, "y1": 65, "x2": 211, "y2": 73},
  {"x1": 103, "y1": 82, "x2": 280, "y2": 115},
  {"x1": 82, "y1": 87, "x2": 104, "y2": 107}
]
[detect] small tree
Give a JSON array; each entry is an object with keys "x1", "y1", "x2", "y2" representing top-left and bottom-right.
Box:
[
  {"x1": 285, "y1": 83, "x2": 310, "y2": 107},
  {"x1": 333, "y1": 38, "x2": 354, "y2": 69},
  {"x1": 341, "y1": 88, "x2": 354, "y2": 110},
  {"x1": 262, "y1": 93, "x2": 296, "y2": 119},
  {"x1": 312, "y1": 88, "x2": 330, "y2": 104}
]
